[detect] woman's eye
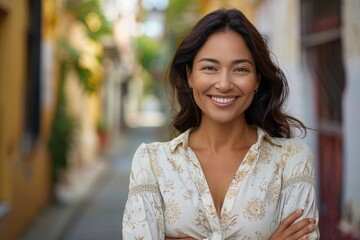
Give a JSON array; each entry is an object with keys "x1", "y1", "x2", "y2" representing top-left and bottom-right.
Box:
[
  {"x1": 202, "y1": 66, "x2": 216, "y2": 71},
  {"x1": 234, "y1": 67, "x2": 248, "y2": 72}
]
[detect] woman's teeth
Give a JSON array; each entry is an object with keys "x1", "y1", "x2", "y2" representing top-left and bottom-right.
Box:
[{"x1": 211, "y1": 96, "x2": 236, "y2": 104}]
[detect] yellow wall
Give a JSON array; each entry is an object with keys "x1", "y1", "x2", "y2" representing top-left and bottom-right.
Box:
[
  {"x1": 0, "y1": 0, "x2": 28, "y2": 207},
  {"x1": 0, "y1": 0, "x2": 53, "y2": 239},
  {"x1": 0, "y1": 1, "x2": 10, "y2": 211}
]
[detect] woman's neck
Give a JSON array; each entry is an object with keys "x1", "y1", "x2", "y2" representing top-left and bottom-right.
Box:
[{"x1": 189, "y1": 119, "x2": 257, "y2": 153}]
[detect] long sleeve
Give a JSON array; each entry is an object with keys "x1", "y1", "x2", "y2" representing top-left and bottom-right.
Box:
[
  {"x1": 279, "y1": 140, "x2": 320, "y2": 239},
  {"x1": 122, "y1": 143, "x2": 165, "y2": 239}
]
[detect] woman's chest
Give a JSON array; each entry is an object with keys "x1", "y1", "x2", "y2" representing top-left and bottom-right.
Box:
[
  {"x1": 198, "y1": 153, "x2": 246, "y2": 214},
  {"x1": 158, "y1": 164, "x2": 283, "y2": 239}
]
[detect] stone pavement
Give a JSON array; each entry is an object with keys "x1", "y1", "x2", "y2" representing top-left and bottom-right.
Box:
[{"x1": 20, "y1": 126, "x2": 166, "y2": 240}]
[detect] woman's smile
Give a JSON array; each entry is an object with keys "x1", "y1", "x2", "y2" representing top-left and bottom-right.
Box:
[{"x1": 210, "y1": 95, "x2": 238, "y2": 105}]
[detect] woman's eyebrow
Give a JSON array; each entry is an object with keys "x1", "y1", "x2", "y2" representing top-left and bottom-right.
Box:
[
  {"x1": 232, "y1": 59, "x2": 254, "y2": 65},
  {"x1": 198, "y1": 57, "x2": 219, "y2": 64},
  {"x1": 198, "y1": 57, "x2": 253, "y2": 65}
]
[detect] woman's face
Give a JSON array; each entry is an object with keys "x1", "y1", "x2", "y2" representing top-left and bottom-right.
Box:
[{"x1": 187, "y1": 30, "x2": 260, "y2": 125}]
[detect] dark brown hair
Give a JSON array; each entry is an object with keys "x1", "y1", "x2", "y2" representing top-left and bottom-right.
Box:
[{"x1": 168, "y1": 8, "x2": 307, "y2": 138}]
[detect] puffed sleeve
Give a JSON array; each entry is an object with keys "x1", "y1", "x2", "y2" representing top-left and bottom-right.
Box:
[
  {"x1": 122, "y1": 143, "x2": 165, "y2": 239},
  {"x1": 279, "y1": 140, "x2": 320, "y2": 239}
]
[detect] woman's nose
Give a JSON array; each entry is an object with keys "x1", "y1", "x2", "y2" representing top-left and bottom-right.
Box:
[{"x1": 215, "y1": 72, "x2": 233, "y2": 92}]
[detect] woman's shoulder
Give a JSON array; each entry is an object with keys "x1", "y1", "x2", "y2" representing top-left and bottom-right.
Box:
[
  {"x1": 135, "y1": 129, "x2": 190, "y2": 155},
  {"x1": 275, "y1": 137, "x2": 315, "y2": 179},
  {"x1": 275, "y1": 137, "x2": 312, "y2": 154}
]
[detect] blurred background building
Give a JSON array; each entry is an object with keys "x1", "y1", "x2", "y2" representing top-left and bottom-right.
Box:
[{"x1": 0, "y1": 0, "x2": 359, "y2": 239}]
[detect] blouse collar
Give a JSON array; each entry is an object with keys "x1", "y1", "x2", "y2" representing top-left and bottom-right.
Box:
[{"x1": 169, "y1": 127, "x2": 282, "y2": 153}]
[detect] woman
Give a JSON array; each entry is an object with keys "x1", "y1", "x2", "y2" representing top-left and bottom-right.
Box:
[{"x1": 123, "y1": 8, "x2": 319, "y2": 239}]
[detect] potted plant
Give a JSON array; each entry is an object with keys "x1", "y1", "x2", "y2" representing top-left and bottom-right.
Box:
[{"x1": 96, "y1": 118, "x2": 108, "y2": 151}]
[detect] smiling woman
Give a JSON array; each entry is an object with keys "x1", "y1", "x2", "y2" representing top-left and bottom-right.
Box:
[{"x1": 123, "y1": 8, "x2": 319, "y2": 240}]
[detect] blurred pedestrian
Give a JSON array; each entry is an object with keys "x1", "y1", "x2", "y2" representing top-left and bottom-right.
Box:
[{"x1": 123, "y1": 8, "x2": 319, "y2": 239}]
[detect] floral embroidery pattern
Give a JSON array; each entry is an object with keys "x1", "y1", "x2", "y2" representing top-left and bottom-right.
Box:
[
  {"x1": 245, "y1": 151, "x2": 256, "y2": 165},
  {"x1": 259, "y1": 142, "x2": 273, "y2": 164},
  {"x1": 168, "y1": 158, "x2": 184, "y2": 173},
  {"x1": 182, "y1": 189, "x2": 193, "y2": 200},
  {"x1": 255, "y1": 231, "x2": 265, "y2": 239},
  {"x1": 242, "y1": 197, "x2": 266, "y2": 221},
  {"x1": 220, "y1": 209, "x2": 238, "y2": 232},
  {"x1": 226, "y1": 187, "x2": 238, "y2": 200},
  {"x1": 282, "y1": 175, "x2": 315, "y2": 190},
  {"x1": 165, "y1": 200, "x2": 182, "y2": 224},
  {"x1": 259, "y1": 179, "x2": 281, "y2": 205},
  {"x1": 233, "y1": 169, "x2": 247, "y2": 182},
  {"x1": 266, "y1": 183, "x2": 281, "y2": 204},
  {"x1": 128, "y1": 184, "x2": 160, "y2": 197},
  {"x1": 151, "y1": 158, "x2": 163, "y2": 177},
  {"x1": 194, "y1": 209, "x2": 212, "y2": 234}
]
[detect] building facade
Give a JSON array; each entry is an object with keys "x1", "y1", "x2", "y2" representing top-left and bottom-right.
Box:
[
  {"x1": 0, "y1": 0, "x2": 106, "y2": 238},
  {"x1": 0, "y1": 0, "x2": 53, "y2": 239}
]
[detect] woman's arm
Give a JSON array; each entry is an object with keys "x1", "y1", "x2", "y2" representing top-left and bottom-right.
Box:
[
  {"x1": 165, "y1": 210, "x2": 315, "y2": 240},
  {"x1": 276, "y1": 141, "x2": 320, "y2": 239},
  {"x1": 122, "y1": 144, "x2": 165, "y2": 239},
  {"x1": 270, "y1": 209, "x2": 316, "y2": 240}
]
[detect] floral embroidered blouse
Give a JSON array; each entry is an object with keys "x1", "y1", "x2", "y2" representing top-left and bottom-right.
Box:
[{"x1": 122, "y1": 127, "x2": 320, "y2": 239}]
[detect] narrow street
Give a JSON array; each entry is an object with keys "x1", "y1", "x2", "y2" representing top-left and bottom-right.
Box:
[{"x1": 20, "y1": 126, "x2": 166, "y2": 240}]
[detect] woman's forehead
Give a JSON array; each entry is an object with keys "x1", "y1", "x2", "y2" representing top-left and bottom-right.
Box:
[{"x1": 194, "y1": 30, "x2": 254, "y2": 64}]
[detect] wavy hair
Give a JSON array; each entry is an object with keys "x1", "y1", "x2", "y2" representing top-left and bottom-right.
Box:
[{"x1": 167, "y1": 8, "x2": 307, "y2": 138}]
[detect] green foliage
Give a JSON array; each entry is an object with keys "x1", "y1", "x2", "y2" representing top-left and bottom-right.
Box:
[
  {"x1": 59, "y1": 0, "x2": 112, "y2": 94},
  {"x1": 67, "y1": 0, "x2": 112, "y2": 40},
  {"x1": 48, "y1": 110, "x2": 77, "y2": 183},
  {"x1": 96, "y1": 118, "x2": 107, "y2": 132},
  {"x1": 59, "y1": 40, "x2": 98, "y2": 93},
  {"x1": 59, "y1": 40, "x2": 81, "y2": 60},
  {"x1": 165, "y1": 0, "x2": 199, "y2": 35},
  {"x1": 49, "y1": 0, "x2": 111, "y2": 185},
  {"x1": 141, "y1": 68, "x2": 155, "y2": 96},
  {"x1": 48, "y1": 62, "x2": 77, "y2": 183},
  {"x1": 136, "y1": 36, "x2": 164, "y2": 73},
  {"x1": 74, "y1": 66, "x2": 94, "y2": 92}
]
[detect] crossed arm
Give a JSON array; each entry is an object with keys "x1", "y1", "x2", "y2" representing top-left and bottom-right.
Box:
[{"x1": 165, "y1": 209, "x2": 316, "y2": 240}]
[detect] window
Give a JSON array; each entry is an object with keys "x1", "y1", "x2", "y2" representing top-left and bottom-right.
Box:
[
  {"x1": 0, "y1": 5, "x2": 9, "y2": 220},
  {"x1": 22, "y1": 0, "x2": 42, "y2": 151}
]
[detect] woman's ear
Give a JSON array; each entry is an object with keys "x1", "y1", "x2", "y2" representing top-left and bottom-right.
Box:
[{"x1": 186, "y1": 65, "x2": 193, "y2": 88}]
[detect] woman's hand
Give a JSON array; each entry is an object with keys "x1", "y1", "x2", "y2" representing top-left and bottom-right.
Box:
[{"x1": 270, "y1": 209, "x2": 316, "y2": 240}]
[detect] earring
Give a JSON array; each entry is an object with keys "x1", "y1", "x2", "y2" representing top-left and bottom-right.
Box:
[{"x1": 254, "y1": 89, "x2": 258, "y2": 94}]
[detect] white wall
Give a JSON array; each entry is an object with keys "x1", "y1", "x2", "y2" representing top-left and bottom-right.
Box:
[{"x1": 254, "y1": 0, "x2": 317, "y2": 151}]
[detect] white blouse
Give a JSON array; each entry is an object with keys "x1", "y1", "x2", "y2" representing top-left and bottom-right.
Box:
[{"x1": 122, "y1": 128, "x2": 320, "y2": 239}]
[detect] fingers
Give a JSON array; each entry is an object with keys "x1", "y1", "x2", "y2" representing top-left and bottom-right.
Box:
[
  {"x1": 275, "y1": 209, "x2": 304, "y2": 233},
  {"x1": 270, "y1": 209, "x2": 317, "y2": 240},
  {"x1": 283, "y1": 218, "x2": 316, "y2": 240}
]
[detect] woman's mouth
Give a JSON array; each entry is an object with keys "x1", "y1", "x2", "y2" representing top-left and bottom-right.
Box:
[{"x1": 211, "y1": 96, "x2": 237, "y2": 104}]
